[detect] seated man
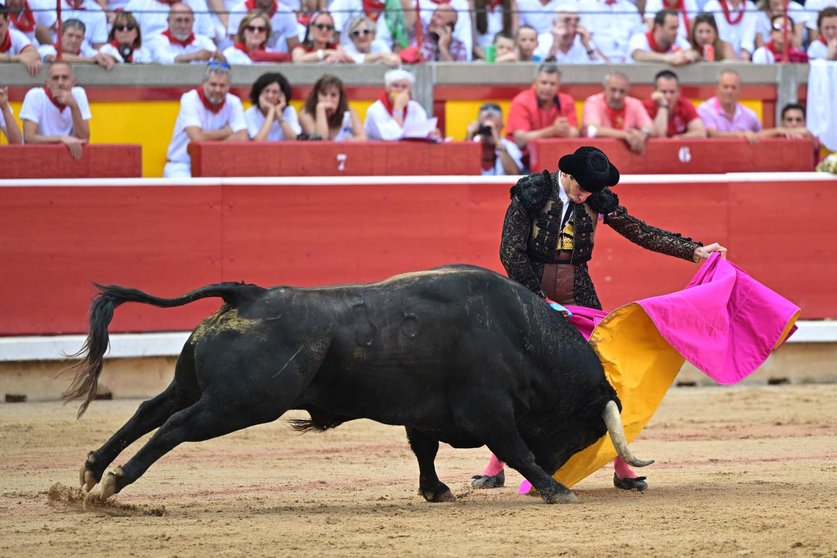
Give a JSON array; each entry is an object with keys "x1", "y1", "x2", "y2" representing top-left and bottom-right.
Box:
[
  {"x1": 582, "y1": 71, "x2": 655, "y2": 154},
  {"x1": 697, "y1": 69, "x2": 762, "y2": 144},
  {"x1": 420, "y1": 3, "x2": 468, "y2": 62},
  {"x1": 465, "y1": 103, "x2": 523, "y2": 176},
  {"x1": 4, "y1": 0, "x2": 55, "y2": 46},
  {"x1": 147, "y1": 2, "x2": 221, "y2": 64},
  {"x1": 643, "y1": 70, "x2": 706, "y2": 138},
  {"x1": 760, "y1": 103, "x2": 818, "y2": 143},
  {"x1": 536, "y1": 3, "x2": 605, "y2": 63},
  {"x1": 364, "y1": 68, "x2": 437, "y2": 141},
  {"x1": 806, "y1": 7, "x2": 837, "y2": 61},
  {"x1": 0, "y1": 5, "x2": 41, "y2": 76},
  {"x1": 37, "y1": 19, "x2": 115, "y2": 69},
  {"x1": 164, "y1": 61, "x2": 248, "y2": 178},
  {"x1": 20, "y1": 61, "x2": 91, "y2": 160},
  {"x1": 506, "y1": 62, "x2": 579, "y2": 171},
  {"x1": 629, "y1": 8, "x2": 698, "y2": 65},
  {"x1": 1, "y1": 85, "x2": 22, "y2": 144}
]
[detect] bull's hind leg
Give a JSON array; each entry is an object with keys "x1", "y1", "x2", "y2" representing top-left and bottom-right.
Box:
[
  {"x1": 81, "y1": 381, "x2": 196, "y2": 492},
  {"x1": 406, "y1": 427, "x2": 454, "y2": 503},
  {"x1": 99, "y1": 397, "x2": 269, "y2": 499},
  {"x1": 454, "y1": 396, "x2": 576, "y2": 504}
]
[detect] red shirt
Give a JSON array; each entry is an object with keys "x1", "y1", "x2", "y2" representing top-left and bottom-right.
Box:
[
  {"x1": 643, "y1": 96, "x2": 699, "y2": 137},
  {"x1": 506, "y1": 88, "x2": 577, "y2": 139}
]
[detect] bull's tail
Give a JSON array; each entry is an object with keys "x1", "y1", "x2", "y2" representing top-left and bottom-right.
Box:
[{"x1": 63, "y1": 281, "x2": 265, "y2": 418}]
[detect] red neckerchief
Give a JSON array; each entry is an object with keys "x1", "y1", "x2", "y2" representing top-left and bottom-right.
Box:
[
  {"x1": 0, "y1": 31, "x2": 11, "y2": 53},
  {"x1": 110, "y1": 39, "x2": 134, "y2": 61},
  {"x1": 379, "y1": 91, "x2": 408, "y2": 119},
  {"x1": 646, "y1": 31, "x2": 669, "y2": 53},
  {"x1": 245, "y1": 0, "x2": 277, "y2": 18},
  {"x1": 45, "y1": 87, "x2": 68, "y2": 112},
  {"x1": 162, "y1": 29, "x2": 195, "y2": 47},
  {"x1": 605, "y1": 104, "x2": 626, "y2": 129},
  {"x1": 719, "y1": 0, "x2": 744, "y2": 26},
  {"x1": 362, "y1": 0, "x2": 385, "y2": 20},
  {"x1": 234, "y1": 41, "x2": 252, "y2": 54},
  {"x1": 663, "y1": 0, "x2": 690, "y2": 37},
  {"x1": 604, "y1": 0, "x2": 617, "y2": 6},
  {"x1": 66, "y1": 0, "x2": 86, "y2": 9},
  {"x1": 486, "y1": 0, "x2": 502, "y2": 9},
  {"x1": 10, "y1": 1, "x2": 36, "y2": 33},
  {"x1": 195, "y1": 87, "x2": 225, "y2": 114},
  {"x1": 765, "y1": 41, "x2": 808, "y2": 62},
  {"x1": 156, "y1": 0, "x2": 180, "y2": 5},
  {"x1": 818, "y1": 36, "x2": 828, "y2": 46},
  {"x1": 297, "y1": 11, "x2": 312, "y2": 26}
]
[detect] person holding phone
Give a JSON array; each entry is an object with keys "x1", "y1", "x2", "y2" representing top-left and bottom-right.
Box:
[{"x1": 421, "y1": 3, "x2": 468, "y2": 61}]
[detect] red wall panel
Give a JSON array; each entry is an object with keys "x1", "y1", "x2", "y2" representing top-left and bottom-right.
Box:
[{"x1": 0, "y1": 145, "x2": 143, "y2": 178}]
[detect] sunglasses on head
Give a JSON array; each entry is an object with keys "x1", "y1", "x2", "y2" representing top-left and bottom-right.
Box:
[
  {"x1": 313, "y1": 22, "x2": 334, "y2": 31},
  {"x1": 351, "y1": 28, "x2": 373, "y2": 37},
  {"x1": 208, "y1": 59, "x2": 231, "y2": 70},
  {"x1": 246, "y1": 24, "x2": 267, "y2": 32},
  {"x1": 114, "y1": 23, "x2": 136, "y2": 31},
  {"x1": 772, "y1": 23, "x2": 792, "y2": 31}
]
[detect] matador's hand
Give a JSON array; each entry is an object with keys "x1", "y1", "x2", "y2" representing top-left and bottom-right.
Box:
[{"x1": 694, "y1": 242, "x2": 727, "y2": 261}]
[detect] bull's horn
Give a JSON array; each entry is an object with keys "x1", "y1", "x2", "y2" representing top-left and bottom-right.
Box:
[{"x1": 602, "y1": 400, "x2": 655, "y2": 468}]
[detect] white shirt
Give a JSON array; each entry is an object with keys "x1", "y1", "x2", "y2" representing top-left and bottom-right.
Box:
[
  {"x1": 578, "y1": 0, "x2": 643, "y2": 63},
  {"x1": 805, "y1": 0, "x2": 837, "y2": 30},
  {"x1": 807, "y1": 39, "x2": 834, "y2": 60},
  {"x1": 702, "y1": 0, "x2": 758, "y2": 55},
  {"x1": 1, "y1": 28, "x2": 35, "y2": 56},
  {"x1": 38, "y1": 40, "x2": 98, "y2": 60},
  {"x1": 125, "y1": 0, "x2": 215, "y2": 39},
  {"x1": 7, "y1": 0, "x2": 57, "y2": 43},
  {"x1": 627, "y1": 31, "x2": 691, "y2": 61},
  {"x1": 752, "y1": 1, "x2": 805, "y2": 45},
  {"x1": 147, "y1": 32, "x2": 217, "y2": 64},
  {"x1": 244, "y1": 104, "x2": 300, "y2": 140},
  {"x1": 19, "y1": 86, "x2": 91, "y2": 137},
  {"x1": 98, "y1": 43, "x2": 154, "y2": 63},
  {"x1": 516, "y1": 0, "x2": 563, "y2": 34},
  {"x1": 478, "y1": 136, "x2": 523, "y2": 176},
  {"x1": 54, "y1": 0, "x2": 108, "y2": 47},
  {"x1": 343, "y1": 39, "x2": 392, "y2": 63},
  {"x1": 643, "y1": 0, "x2": 699, "y2": 43},
  {"x1": 166, "y1": 89, "x2": 247, "y2": 164},
  {"x1": 221, "y1": 44, "x2": 280, "y2": 64},
  {"x1": 226, "y1": 0, "x2": 298, "y2": 51},
  {"x1": 364, "y1": 99, "x2": 429, "y2": 141},
  {"x1": 535, "y1": 33, "x2": 602, "y2": 63}
]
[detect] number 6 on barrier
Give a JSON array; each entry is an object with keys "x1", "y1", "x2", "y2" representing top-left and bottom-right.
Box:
[{"x1": 336, "y1": 153, "x2": 347, "y2": 171}]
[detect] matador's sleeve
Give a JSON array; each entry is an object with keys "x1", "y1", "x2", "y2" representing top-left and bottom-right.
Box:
[{"x1": 500, "y1": 199, "x2": 545, "y2": 297}]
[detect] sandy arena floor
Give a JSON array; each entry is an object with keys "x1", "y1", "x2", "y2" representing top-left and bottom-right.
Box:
[{"x1": 0, "y1": 384, "x2": 835, "y2": 557}]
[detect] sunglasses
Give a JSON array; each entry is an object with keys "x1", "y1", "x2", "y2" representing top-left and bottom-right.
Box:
[
  {"x1": 114, "y1": 23, "x2": 136, "y2": 31},
  {"x1": 208, "y1": 59, "x2": 231, "y2": 70},
  {"x1": 312, "y1": 23, "x2": 334, "y2": 31},
  {"x1": 246, "y1": 25, "x2": 267, "y2": 33},
  {"x1": 772, "y1": 23, "x2": 792, "y2": 31},
  {"x1": 351, "y1": 28, "x2": 373, "y2": 37},
  {"x1": 479, "y1": 102, "x2": 502, "y2": 112}
]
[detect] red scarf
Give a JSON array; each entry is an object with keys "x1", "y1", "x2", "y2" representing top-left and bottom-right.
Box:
[
  {"x1": 486, "y1": 0, "x2": 502, "y2": 9},
  {"x1": 362, "y1": 0, "x2": 385, "y2": 20},
  {"x1": 379, "y1": 91, "x2": 408, "y2": 119},
  {"x1": 0, "y1": 31, "x2": 11, "y2": 53},
  {"x1": 244, "y1": 0, "x2": 277, "y2": 18},
  {"x1": 819, "y1": 36, "x2": 828, "y2": 46},
  {"x1": 196, "y1": 86, "x2": 225, "y2": 114},
  {"x1": 10, "y1": 1, "x2": 37, "y2": 33},
  {"x1": 645, "y1": 31, "x2": 669, "y2": 53},
  {"x1": 765, "y1": 41, "x2": 808, "y2": 62},
  {"x1": 45, "y1": 87, "x2": 68, "y2": 113},
  {"x1": 110, "y1": 39, "x2": 134, "y2": 61},
  {"x1": 156, "y1": 0, "x2": 180, "y2": 5},
  {"x1": 719, "y1": 0, "x2": 744, "y2": 26},
  {"x1": 66, "y1": 0, "x2": 86, "y2": 9},
  {"x1": 605, "y1": 104, "x2": 626, "y2": 129},
  {"x1": 162, "y1": 29, "x2": 195, "y2": 47},
  {"x1": 664, "y1": 0, "x2": 690, "y2": 37},
  {"x1": 603, "y1": 0, "x2": 617, "y2": 6}
]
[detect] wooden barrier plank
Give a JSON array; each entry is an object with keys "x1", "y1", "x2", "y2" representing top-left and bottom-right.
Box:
[{"x1": 0, "y1": 145, "x2": 143, "y2": 178}]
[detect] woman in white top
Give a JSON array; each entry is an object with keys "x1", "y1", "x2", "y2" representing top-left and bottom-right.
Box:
[
  {"x1": 99, "y1": 12, "x2": 153, "y2": 63},
  {"x1": 244, "y1": 72, "x2": 301, "y2": 141},
  {"x1": 342, "y1": 15, "x2": 401, "y2": 65},
  {"x1": 222, "y1": 10, "x2": 285, "y2": 64},
  {"x1": 299, "y1": 73, "x2": 365, "y2": 141}
]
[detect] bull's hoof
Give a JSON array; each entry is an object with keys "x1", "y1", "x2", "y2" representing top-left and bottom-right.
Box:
[
  {"x1": 470, "y1": 470, "x2": 505, "y2": 489},
  {"x1": 100, "y1": 466, "x2": 124, "y2": 500},
  {"x1": 420, "y1": 483, "x2": 455, "y2": 503},
  {"x1": 79, "y1": 452, "x2": 100, "y2": 493},
  {"x1": 613, "y1": 474, "x2": 648, "y2": 492},
  {"x1": 542, "y1": 488, "x2": 578, "y2": 504}
]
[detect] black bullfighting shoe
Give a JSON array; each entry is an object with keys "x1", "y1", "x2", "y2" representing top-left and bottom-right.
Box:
[
  {"x1": 470, "y1": 470, "x2": 505, "y2": 489},
  {"x1": 613, "y1": 473, "x2": 648, "y2": 492}
]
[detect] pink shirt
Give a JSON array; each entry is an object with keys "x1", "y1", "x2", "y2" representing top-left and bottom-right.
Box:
[
  {"x1": 696, "y1": 96, "x2": 762, "y2": 133},
  {"x1": 582, "y1": 92, "x2": 653, "y2": 131}
]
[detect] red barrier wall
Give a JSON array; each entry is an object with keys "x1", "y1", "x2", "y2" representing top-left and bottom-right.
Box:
[
  {"x1": 0, "y1": 176, "x2": 834, "y2": 335},
  {"x1": 529, "y1": 138, "x2": 817, "y2": 174},
  {"x1": 0, "y1": 145, "x2": 143, "y2": 178},
  {"x1": 189, "y1": 141, "x2": 482, "y2": 177}
]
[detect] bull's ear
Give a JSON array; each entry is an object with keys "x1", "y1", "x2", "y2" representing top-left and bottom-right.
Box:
[{"x1": 510, "y1": 170, "x2": 555, "y2": 212}]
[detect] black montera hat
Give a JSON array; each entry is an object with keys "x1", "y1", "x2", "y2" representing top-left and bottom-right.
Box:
[{"x1": 557, "y1": 146, "x2": 620, "y2": 193}]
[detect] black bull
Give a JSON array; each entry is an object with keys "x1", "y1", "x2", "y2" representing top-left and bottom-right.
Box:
[{"x1": 66, "y1": 265, "x2": 650, "y2": 504}]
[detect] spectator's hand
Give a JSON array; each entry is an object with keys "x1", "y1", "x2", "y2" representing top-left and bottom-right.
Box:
[
  {"x1": 552, "y1": 116, "x2": 570, "y2": 137},
  {"x1": 60, "y1": 136, "x2": 86, "y2": 160},
  {"x1": 433, "y1": 25, "x2": 452, "y2": 51},
  {"x1": 650, "y1": 90, "x2": 666, "y2": 106},
  {"x1": 392, "y1": 90, "x2": 410, "y2": 111},
  {"x1": 682, "y1": 49, "x2": 701, "y2": 63},
  {"x1": 551, "y1": 21, "x2": 569, "y2": 41},
  {"x1": 24, "y1": 57, "x2": 42, "y2": 76},
  {"x1": 0, "y1": 86, "x2": 9, "y2": 107},
  {"x1": 625, "y1": 129, "x2": 647, "y2": 154},
  {"x1": 54, "y1": 89, "x2": 78, "y2": 109},
  {"x1": 383, "y1": 53, "x2": 402, "y2": 66},
  {"x1": 694, "y1": 242, "x2": 727, "y2": 260},
  {"x1": 741, "y1": 131, "x2": 759, "y2": 144},
  {"x1": 93, "y1": 53, "x2": 116, "y2": 70},
  {"x1": 465, "y1": 120, "x2": 479, "y2": 139},
  {"x1": 193, "y1": 49, "x2": 214, "y2": 62},
  {"x1": 213, "y1": 50, "x2": 227, "y2": 63},
  {"x1": 577, "y1": 24, "x2": 591, "y2": 46},
  {"x1": 668, "y1": 50, "x2": 692, "y2": 66},
  {"x1": 783, "y1": 127, "x2": 811, "y2": 139}
]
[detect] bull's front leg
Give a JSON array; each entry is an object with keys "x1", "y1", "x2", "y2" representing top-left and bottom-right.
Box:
[{"x1": 405, "y1": 427, "x2": 454, "y2": 502}]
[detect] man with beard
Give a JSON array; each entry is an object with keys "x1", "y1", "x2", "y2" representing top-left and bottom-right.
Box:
[
  {"x1": 147, "y1": 3, "x2": 221, "y2": 64},
  {"x1": 629, "y1": 8, "x2": 698, "y2": 64},
  {"x1": 164, "y1": 61, "x2": 247, "y2": 178}
]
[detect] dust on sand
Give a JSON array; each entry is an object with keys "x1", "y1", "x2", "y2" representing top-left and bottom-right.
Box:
[{"x1": 1, "y1": 385, "x2": 835, "y2": 557}]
